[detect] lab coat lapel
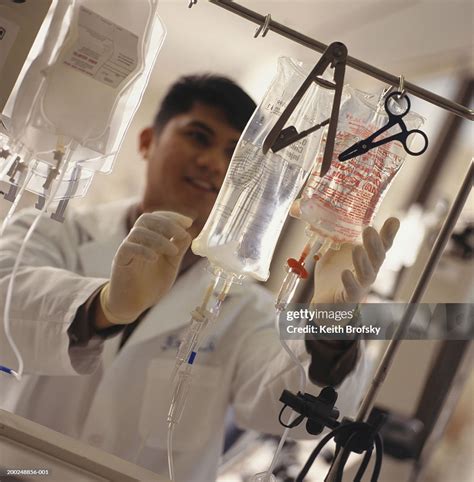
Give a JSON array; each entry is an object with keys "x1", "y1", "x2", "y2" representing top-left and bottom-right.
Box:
[{"x1": 76, "y1": 199, "x2": 133, "y2": 278}]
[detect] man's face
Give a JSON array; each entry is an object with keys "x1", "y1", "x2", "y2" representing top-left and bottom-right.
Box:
[{"x1": 140, "y1": 102, "x2": 241, "y2": 235}]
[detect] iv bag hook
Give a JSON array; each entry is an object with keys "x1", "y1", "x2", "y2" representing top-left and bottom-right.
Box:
[
  {"x1": 398, "y1": 74, "x2": 406, "y2": 96},
  {"x1": 254, "y1": 14, "x2": 272, "y2": 38},
  {"x1": 263, "y1": 41, "x2": 348, "y2": 177},
  {"x1": 381, "y1": 74, "x2": 407, "y2": 101}
]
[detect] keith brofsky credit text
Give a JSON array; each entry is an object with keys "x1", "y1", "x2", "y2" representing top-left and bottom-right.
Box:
[
  {"x1": 284, "y1": 308, "x2": 381, "y2": 335},
  {"x1": 286, "y1": 324, "x2": 382, "y2": 335}
]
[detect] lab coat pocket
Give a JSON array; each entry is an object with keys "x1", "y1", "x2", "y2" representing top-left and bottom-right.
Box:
[{"x1": 139, "y1": 358, "x2": 224, "y2": 451}]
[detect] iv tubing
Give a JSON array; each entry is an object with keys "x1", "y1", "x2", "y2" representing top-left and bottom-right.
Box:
[
  {"x1": 2, "y1": 147, "x2": 70, "y2": 379},
  {"x1": 170, "y1": 276, "x2": 222, "y2": 384},
  {"x1": 262, "y1": 311, "x2": 307, "y2": 476},
  {"x1": 166, "y1": 275, "x2": 234, "y2": 476},
  {"x1": 275, "y1": 311, "x2": 307, "y2": 392},
  {"x1": 133, "y1": 275, "x2": 232, "y2": 468},
  {"x1": 167, "y1": 423, "x2": 176, "y2": 481},
  {"x1": 135, "y1": 272, "x2": 235, "y2": 475},
  {"x1": 258, "y1": 235, "x2": 332, "y2": 480}
]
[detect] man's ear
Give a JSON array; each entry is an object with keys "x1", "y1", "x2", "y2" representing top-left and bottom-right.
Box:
[{"x1": 139, "y1": 127, "x2": 155, "y2": 160}]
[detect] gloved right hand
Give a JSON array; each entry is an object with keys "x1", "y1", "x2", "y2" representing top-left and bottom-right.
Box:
[
  {"x1": 311, "y1": 217, "x2": 400, "y2": 305},
  {"x1": 99, "y1": 211, "x2": 193, "y2": 325}
]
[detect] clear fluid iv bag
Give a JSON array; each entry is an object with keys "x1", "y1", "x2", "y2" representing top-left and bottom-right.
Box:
[
  {"x1": 1, "y1": 0, "x2": 165, "y2": 206},
  {"x1": 293, "y1": 86, "x2": 425, "y2": 246},
  {"x1": 192, "y1": 57, "x2": 333, "y2": 281}
]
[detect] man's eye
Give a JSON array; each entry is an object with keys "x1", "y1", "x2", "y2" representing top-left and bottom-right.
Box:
[{"x1": 186, "y1": 131, "x2": 210, "y2": 146}]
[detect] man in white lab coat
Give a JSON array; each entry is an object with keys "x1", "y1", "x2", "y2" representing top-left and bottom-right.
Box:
[{"x1": 0, "y1": 75, "x2": 398, "y2": 481}]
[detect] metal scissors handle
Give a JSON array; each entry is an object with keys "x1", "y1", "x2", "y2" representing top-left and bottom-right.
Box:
[{"x1": 338, "y1": 92, "x2": 429, "y2": 161}]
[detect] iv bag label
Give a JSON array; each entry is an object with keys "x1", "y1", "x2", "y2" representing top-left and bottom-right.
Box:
[
  {"x1": 0, "y1": 16, "x2": 20, "y2": 76},
  {"x1": 62, "y1": 7, "x2": 139, "y2": 89}
]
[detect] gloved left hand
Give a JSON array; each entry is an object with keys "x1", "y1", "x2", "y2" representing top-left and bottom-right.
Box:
[
  {"x1": 311, "y1": 217, "x2": 400, "y2": 304},
  {"x1": 304, "y1": 218, "x2": 399, "y2": 386}
]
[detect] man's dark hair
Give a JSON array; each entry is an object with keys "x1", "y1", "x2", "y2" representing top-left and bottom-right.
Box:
[{"x1": 153, "y1": 74, "x2": 256, "y2": 133}]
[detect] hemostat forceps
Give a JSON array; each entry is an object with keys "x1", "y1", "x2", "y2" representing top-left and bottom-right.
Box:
[
  {"x1": 338, "y1": 91, "x2": 429, "y2": 162},
  {"x1": 263, "y1": 41, "x2": 348, "y2": 177}
]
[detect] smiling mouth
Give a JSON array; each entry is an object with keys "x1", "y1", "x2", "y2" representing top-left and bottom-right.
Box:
[{"x1": 183, "y1": 176, "x2": 219, "y2": 194}]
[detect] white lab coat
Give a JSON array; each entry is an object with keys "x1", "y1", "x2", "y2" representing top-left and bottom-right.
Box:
[{"x1": 0, "y1": 199, "x2": 370, "y2": 482}]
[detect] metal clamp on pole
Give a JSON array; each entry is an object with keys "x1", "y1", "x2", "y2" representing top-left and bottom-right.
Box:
[
  {"x1": 263, "y1": 41, "x2": 348, "y2": 177},
  {"x1": 279, "y1": 387, "x2": 340, "y2": 434}
]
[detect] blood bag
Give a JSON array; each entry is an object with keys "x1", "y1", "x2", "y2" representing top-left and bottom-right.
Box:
[
  {"x1": 192, "y1": 57, "x2": 333, "y2": 281},
  {"x1": 293, "y1": 86, "x2": 425, "y2": 246}
]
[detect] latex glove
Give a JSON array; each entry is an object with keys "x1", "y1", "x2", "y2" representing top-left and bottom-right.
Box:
[
  {"x1": 312, "y1": 217, "x2": 400, "y2": 304},
  {"x1": 100, "y1": 211, "x2": 193, "y2": 325}
]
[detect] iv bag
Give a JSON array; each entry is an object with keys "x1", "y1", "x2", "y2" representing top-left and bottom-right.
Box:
[
  {"x1": 192, "y1": 57, "x2": 333, "y2": 281},
  {"x1": 1, "y1": 0, "x2": 165, "y2": 202},
  {"x1": 293, "y1": 86, "x2": 425, "y2": 246}
]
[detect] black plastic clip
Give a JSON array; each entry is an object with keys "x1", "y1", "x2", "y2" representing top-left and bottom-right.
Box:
[
  {"x1": 278, "y1": 387, "x2": 340, "y2": 435},
  {"x1": 263, "y1": 41, "x2": 348, "y2": 177}
]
